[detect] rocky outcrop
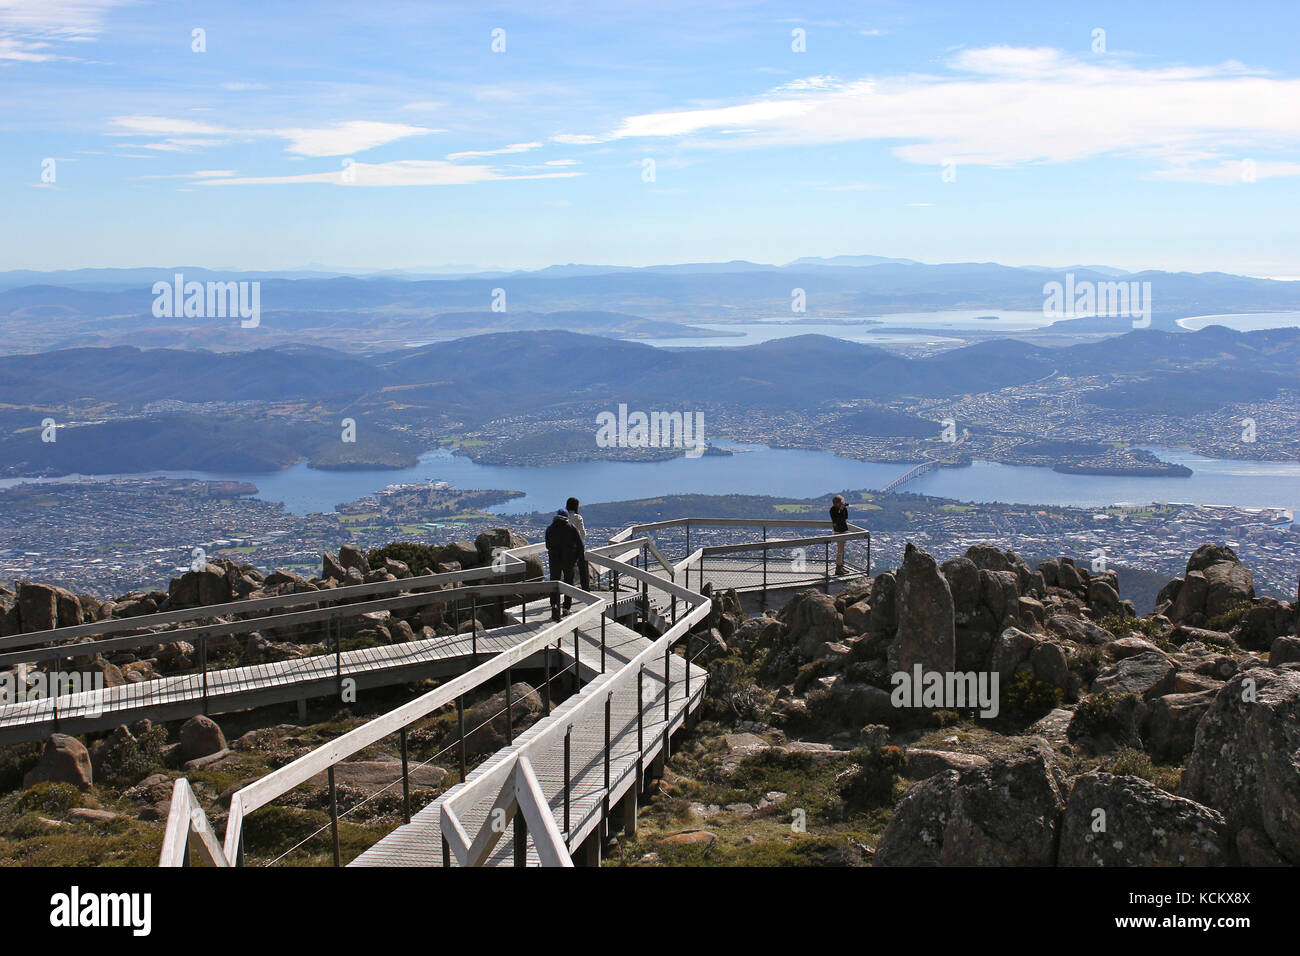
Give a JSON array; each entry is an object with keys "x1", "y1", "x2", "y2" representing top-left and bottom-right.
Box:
[
  {"x1": 461, "y1": 683, "x2": 543, "y2": 755},
  {"x1": 1180, "y1": 667, "x2": 1300, "y2": 864},
  {"x1": 876, "y1": 743, "x2": 1066, "y2": 866},
  {"x1": 1058, "y1": 772, "x2": 1229, "y2": 866},
  {"x1": 887, "y1": 544, "x2": 955, "y2": 676}
]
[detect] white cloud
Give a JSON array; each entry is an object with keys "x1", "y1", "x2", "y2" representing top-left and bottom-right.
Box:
[
  {"x1": 276, "y1": 120, "x2": 439, "y2": 157},
  {"x1": 108, "y1": 116, "x2": 441, "y2": 157},
  {"x1": 446, "y1": 141, "x2": 542, "y2": 161},
  {"x1": 555, "y1": 47, "x2": 1300, "y2": 176},
  {"x1": 0, "y1": 0, "x2": 125, "y2": 61},
  {"x1": 194, "y1": 159, "x2": 583, "y2": 187},
  {"x1": 1148, "y1": 159, "x2": 1300, "y2": 185}
]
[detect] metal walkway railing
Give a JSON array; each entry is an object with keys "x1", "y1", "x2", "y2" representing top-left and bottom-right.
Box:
[{"x1": 137, "y1": 517, "x2": 868, "y2": 867}]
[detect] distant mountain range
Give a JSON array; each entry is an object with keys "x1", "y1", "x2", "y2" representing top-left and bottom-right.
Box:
[
  {"x1": 2, "y1": 258, "x2": 1297, "y2": 358},
  {"x1": 3, "y1": 324, "x2": 1298, "y2": 476}
]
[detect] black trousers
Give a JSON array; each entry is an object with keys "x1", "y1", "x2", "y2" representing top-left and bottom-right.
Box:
[{"x1": 549, "y1": 558, "x2": 575, "y2": 613}]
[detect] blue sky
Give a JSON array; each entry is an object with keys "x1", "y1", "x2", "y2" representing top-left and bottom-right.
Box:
[{"x1": 3, "y1": 0, "x2": 1299, "y2": 275}]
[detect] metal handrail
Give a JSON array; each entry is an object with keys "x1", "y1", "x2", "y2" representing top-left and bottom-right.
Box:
[
  {"x1": 218, "y1": 580, "x2": 603, "y2": 867},
  {"x1": 440, "y1": 547, "x2": 711, "y2": 866}
]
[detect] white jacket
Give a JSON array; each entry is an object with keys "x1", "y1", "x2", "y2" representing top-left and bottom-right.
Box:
[{"x1": 567, "y1": 511, "x2": 586, "y2": 543}]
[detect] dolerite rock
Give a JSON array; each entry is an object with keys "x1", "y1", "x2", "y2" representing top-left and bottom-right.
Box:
[
  {"x1": 1038, "y1": 559, "x2": 1060, "y2": 588},
  {"x1": 1202, "y1": 561, "x2": 1254, "y2": 619},
  {"x1": 964, "y1": 543, "x2": 1014, "y2": 575},
  {"x1": 1088, "y1": 580, "x2": 1122, "y2": 617},
  {"x1": 179, "y1": 715, "x2": 227, "y2": 762},
  {"x1": 887, "y1": 544, "x2": 955, "y2": 676},
  {"x1": 461, "y1": 683, "x2": 542, "y2": 755},
  {"x1": 1058, "y1": 772, "x2": 1229, "y2": 866},
  {"x1": 1092, "y1": 651, "x2": 1177, "y2": 701},
  {"x1": 1271, "y1": 636, "x2": 1300, "y2": 667},
  {"x1": 338, "y1": 545, "x2": 368, "y2": 574},
  {"x1": 1057, "y1": 561, "x2": 1082, "y2": 592},
  {"x1": 23, "y1": 733, "x2": 93, "y2": 789},
  {"x1": 867, "y1": 572, "x2": 897, "y2": 639},
  {"x1": 941, "y1": 557, "x2": 982, "y2": 628},
  {"x1": 979, "y1": 569, "x2": 1020, "y2": 632},
  {"x1": 842, "y1": 600, "x2": 871, "y2": 634},
  {"x1": 1181, "y1": 667, "x2": 1300, "y2": 863},
  {"x1": 17, "y1": 582, "x2": 59, "y2": 632},
  {"x1": 874, "y1": 769, "x2": 961, "y2": 866},
  {"x1": 876, "y1": 743, "x2": 1066, "y2": 866},
  {"x1": 441, "y1": 540, "x2": 481, "y2": 569},
  {"x1": 1143, "y1": 688, "x2": 1217, "y2": 763},
  {"x1": 1169, "y1": 570, "x2": 1209, "y2": 623},
  {"x1": 1239, "y1": 599, "x2": 1297, "y2": 651},
  {"x1": 1186, "y1": 543, "x2": 1240, "y2": 574},
  {"x1": 475, "y1": 529, "x2": 529, "y2": 567},
  {"x1": 781, "y1": 590, "x2": 845, "y2": 659},
  {"x1": 383, "y1": 558, "x2": 411, "y2": 579},
  {"x1": 1047, "y1": 613, "x2": 1110, "y2": 646},
  {"x1": 321, "y1": 551, "x2": 346, "y2": 582}
]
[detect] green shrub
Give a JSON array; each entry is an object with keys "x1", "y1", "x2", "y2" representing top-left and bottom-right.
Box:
[
  {"x1": 1206, "y1": 600, "x2": 1254, "y2": 633},
  {"x1": 1097, "y1": 614, "x2": 1164, "y2": 639},
  {"x1": 1003, "y1": 670, "x2": 1063, "y2": 718},
  {"x1": 841, "y1": 745, "x2": 908, "y2": 809},
  {"x1": 1069, "y1": 645, "x2": 1106, "y2": 686},
  {"x1": 366, "y1": 542, "x2": 441, "y2": 575},
  {"x1": 99, "y1": 725, "x2": 169, "y2": 788},
  {"x1": 1106, "y1": 747, "x2": 1182, "y2": 793}
]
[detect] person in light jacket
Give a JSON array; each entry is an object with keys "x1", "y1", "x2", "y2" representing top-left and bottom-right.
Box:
[{"x1": 567, "y1": 497, "x2": 592, "y2": 592}]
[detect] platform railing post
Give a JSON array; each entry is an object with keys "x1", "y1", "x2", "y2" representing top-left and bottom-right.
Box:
[
  {"x1": 600, "y1": 612, "x2": 606, "y2": 673},
  {"x1": 506, "y1": 669, "x2": 514, "y2": 745},
  {"x1": 200, "y1": 635, "x2": 209, "y2": 714},
  {"x1": 328, "y1": 766, "x2": 341, "y2": 867},
  {"x1": 514, "y1": 808, "x2": 527, "y2": 868},
  {"x1": 637, "y1": 666, "x2": 645, "y2": 786},
  {"x1": 399, "y1": 725, "x2": 410, "y2": 825},
  {"x1": 825, "y1": 540, "x2": 831, "y2": 592},
  {"x1": 471, "y1": 594, "x2": 478, "y2": 665},
  {"x1": 457, "y1": 695, "x2": 467, "y2": 781},
  {"x1": 563, "y1": 725, "x2": 572, "y2": 837},
  {"x1": 574, "y1": 630, "x2": 581, "y2": 690},
  {"x1": 762, "y1": 524, "x2": 768, "y2": 605},
  {"x1": 603, "y1": 694, "x2": 612, "y2": 826},
  {"x1": 543, "y1": 643, "x2": 552, "y2": 717}
]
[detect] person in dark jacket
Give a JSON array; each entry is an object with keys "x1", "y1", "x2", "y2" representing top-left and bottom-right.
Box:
[
  {"x1": 830, "y1": 494, "x2": 849, "y2": 575},
  {"x1": 545, "y1": 509, "x2": 582, "y2": 620}
]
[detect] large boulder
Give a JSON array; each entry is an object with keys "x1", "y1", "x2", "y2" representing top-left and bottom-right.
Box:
[
  {"x1": 877, "y1": 743, "x2": 1066, "y2": 866},
  {"x1": 1180, "y1": 667, "x2": 1300, "y2": 863},
  {"x1": 780, "y1": 590, "x2": 845, "y2": 660},
  {"x1": 1144, "y1": 688, "x2": 1217, "y2": 763},
  {"x1": 17, "y1": 582, "x2": 60, "y2": 632},
  {"x1": 940, "y1": 558, "x2": 982, "y2": 628},
  {"x1": 179, "y1": 715, "x2": 228, "y2": 762},
  {"x1": 475, "y1": 529, "x2": 529, "y2": 568},
  {"x1": 440, "y1": 540, "x2": 481, "y2": 570},
  {"x1": 462, "y1": 682, "x2": 542, "y2": 755},
  {"x1": 867, "y1": 572, "x2": 897, "y2": 639},
  {"x1": 887, "y1": 544, "x2": 955, "y2": 676},
  {"x1": 873, "y1": 769, "x2": 960, "y2": 866},
  {"x1": 1058, "y1": 772, "x2": 1229, "y2": 866},
  {"x1": 1168, "y1": 571, "x2": 1209, "y2": 623},
  {"x1": 1092, "y1": 651, "x2": 1177, "y2": 701},
  {"x1": 1202, "y1": 561, "x2": 1254, "y2": 619},
  {"x1": 23, "y1": 733, "x2": 93, "y2": 789},
  {"x1": 338, "y1": 544, "x2": 368, "y2": 574}
]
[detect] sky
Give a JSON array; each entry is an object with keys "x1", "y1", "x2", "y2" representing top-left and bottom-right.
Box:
[{"x1": 3, "y1": 0, "x2": 1299, "y2": 276}]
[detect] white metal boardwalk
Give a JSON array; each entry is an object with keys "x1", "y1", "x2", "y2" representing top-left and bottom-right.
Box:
[
  {"x1": 350, "y1": 618, "x2": 704, "y2": 866},
  {"x1": 157, "y1": 517, "x2": 869, "y2": 868}
]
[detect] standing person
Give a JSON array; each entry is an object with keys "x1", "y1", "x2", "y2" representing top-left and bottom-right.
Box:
[
  {"x1": 830, "y1": 494, "x2": 849, "y2": 575},
  {"x1": 545, "y1": 509, "x2": 581, "y2": 620},
  {"x1": 566, "y1": 497, "x2": 591, "y2": 592}
]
